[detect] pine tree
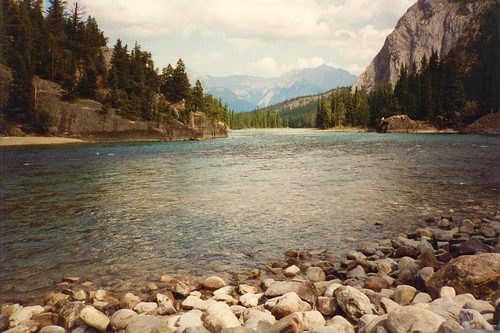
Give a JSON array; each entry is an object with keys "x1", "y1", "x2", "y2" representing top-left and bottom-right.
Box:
[
  {"x1": 46, "y1": 0, "x2": 67, "y2": 82},
  {"x1": 171, "y1": 58, "x2": 190, "y2": 103},
  {"x1": 29, "y1": 0, "x2": 50, "y2": 76},
  {"x1": 160, "y1": 64, "x2": 174, "y2": 100},
  {"x1": 191, "y1": 79, "x2": 204, "y2": 113}
]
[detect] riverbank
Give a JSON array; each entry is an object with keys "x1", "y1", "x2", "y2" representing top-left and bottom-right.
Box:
[
  {"x1": 0, "y1": 136, "x2": 86, "y2": 146},
  {"x1": 2, "y1": 213, "x2": 498, "y2": 333}
]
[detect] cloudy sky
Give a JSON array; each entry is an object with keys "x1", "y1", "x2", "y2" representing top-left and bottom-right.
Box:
[{"x1": 71, "y1": 0, "x2": 415, "y2": 77}]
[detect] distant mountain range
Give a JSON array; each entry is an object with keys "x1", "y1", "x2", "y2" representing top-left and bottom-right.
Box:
[{"x1": 190, "y1": 64, "x2": 357, "y2": 112}]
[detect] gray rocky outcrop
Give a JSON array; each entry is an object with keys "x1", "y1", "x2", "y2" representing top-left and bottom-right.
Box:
[{"x1": 353, "y1": 0, "x2": 494, "y2": 91}]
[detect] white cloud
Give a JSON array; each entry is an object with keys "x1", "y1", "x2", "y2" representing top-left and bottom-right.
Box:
[{"x1": 74, "y1": 0, "x2": 416, "y2": 76}]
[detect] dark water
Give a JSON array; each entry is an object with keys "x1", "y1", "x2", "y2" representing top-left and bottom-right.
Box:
[{"x1": 1, "y1": 130, "x2": 499, "y2": 301}]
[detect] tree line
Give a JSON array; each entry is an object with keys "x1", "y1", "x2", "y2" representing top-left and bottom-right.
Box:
[{"x1": 1, "y1": 0, "x2": 230, "y2": 132}]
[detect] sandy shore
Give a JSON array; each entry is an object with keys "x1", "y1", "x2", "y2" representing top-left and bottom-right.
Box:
[{"x1": 0, "y1": 136, "x2": 86, "y2": 146}]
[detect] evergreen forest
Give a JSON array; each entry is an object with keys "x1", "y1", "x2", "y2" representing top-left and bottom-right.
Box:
[{"x1": 1, "y1": 0, "x2": 230, "y2": 132}]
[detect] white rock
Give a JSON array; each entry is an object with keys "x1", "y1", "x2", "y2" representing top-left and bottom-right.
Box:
[
  {"x1": 213, "y1": 286, "x2": 234, "y2": 297},
  {"x1": 284, "y1": 265, "x2": 301, "y2": 277},
  {"x1": 392, "y1": 285, "x2": 416, "y2": 305},
  {"x1": 264, "y1": 292, "x2": 312, "y2": 319},
  {"x1": 203, "y1": 276, "x2": 226, "y2": 290},
  {"x1": 73, "y1": 290, "x2": 86, "y2": 301},
  {"x1": 347, "y1": 251, "x2": 366, "y2": 260},
  {"x1": 125, "y1": 315, "x2": 169, "y2": 333},
  {"x1": 229, "y1": 305, "x2": 247, "y2": 318},
  {"x1": 386, "y1": 306, "x2": 445, "y2": 333},
  {"x1": 306, "y1": 267, "x2": 326, "y2": 282},
  {"x1": 211, "y1": 294, "x2": 238, "y2": 305},
  {"x1": 324, "y1": 283, "x2": 342, "y2": 297},
  {"x1": 80, "y1": 306, "x2": 109, "y2": 331},
  {"x1": 380, "y1": 297, "x2": 400, "y2": 314},
  {"x1": 133, "y1": 302, "x2": 158, "y2": 313},
  {"x1": 184, "y1": 326, "x2": 211, "y2": 333},
  {"x1": 464, "y1": 299, "x2": 495, "y2": 313},
  {"x1": 244, "y1": 317, "x2": 273, "y2": 332},
  {"x1": 328, "y1": 315, "x2": 355, "y2": 333},
  {"x1": 94, "y1": 290, "x2": 107, "y2": 301},
  {"x1": 310, "y1": 325, "x2": 349, "y2": 333},
  {"x1": 296, "y1": 310, "x2": 326, "y2": 331},
  {"x1": 241, "y1": 308, "x2": 276, "y2": 324},
  {"x1": 4, "y1": 321, "x2": 38, "y2": 333},
  {"x1": 427, "y1": 298, "x2": 462, "y2": 321},
  {"x1": 264, "y1": 280, "x2": 316, "y2": 304},
  {"x1": 361, "y1": 314, "x2": 389, "y2": 333},
  {"x1": 411, "y1": 292, "x2": 432, "y2": 304},
  {"x1": 40, "y1": 326, "x2": 66, "y2": 333},
  {"x1": 239, "y1": 293, "x2": 263, "y2": 308},
  {"x1": 238, "y1": 284, "x2": 259, "y2": 295},
  {"x1": 177, "y1": 310, "x2": 204, "y2": 328},
  {"x1": 156, "y1": 293, "x2": 177, "y2": 314},
  {"x1": 334, "y1": 286, "x2": 373, "y2": 321},
  {"x1": 358, "y1": 313, "x2": 380, "y2": 329},
  {"x1": 110, "y1": 309, "x2": 137, "y2": 330},
  {"x1": 183, "y1": 296, "x2": 207, "y2": 310},
  {"x1": 439, "y1": 287, "x2": 456, "y2": 299},
  {"x1": 202, "y1": 302, "x2": 241, "y2": 332},
  {"x1": 9, "y1": 305, "x2": 44, "y2": 327},
  {"x1": 120, "y1": 293, "x2": 141, "y2": 309}
]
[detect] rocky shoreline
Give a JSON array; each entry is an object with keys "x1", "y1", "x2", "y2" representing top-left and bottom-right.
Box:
[{"x1": 2, "y1": 214, "x2": 499, "y2": 333}]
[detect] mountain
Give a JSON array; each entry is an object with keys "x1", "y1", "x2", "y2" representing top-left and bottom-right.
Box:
[
  {"x1": 191, "y1": 64, "x2": 356, "y2": 111},
  {"x1": 353, "y1": 0, "x2": 495, "y2": 91}
]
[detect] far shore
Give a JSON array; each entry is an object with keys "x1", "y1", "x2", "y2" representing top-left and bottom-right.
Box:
[{"x1": 0, "y1": 136, "x2": 86, "y2": 147}]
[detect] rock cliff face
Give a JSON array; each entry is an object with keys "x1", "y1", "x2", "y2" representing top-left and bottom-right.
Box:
[
  {"x1": 26, "y1": 76, "x2": 227, "y2": 142},
  {"x1": 353, "y1": 0, "x2": 493, "y2": 91}
]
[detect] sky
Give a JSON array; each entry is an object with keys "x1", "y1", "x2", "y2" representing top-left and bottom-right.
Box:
[{"x1": 66, "y1": 0, "x2": 415, "y2": 78}]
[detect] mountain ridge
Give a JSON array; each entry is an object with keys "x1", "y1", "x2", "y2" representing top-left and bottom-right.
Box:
[{"x1": 190, "y1": 64, "x2": 356, "y2": 111}]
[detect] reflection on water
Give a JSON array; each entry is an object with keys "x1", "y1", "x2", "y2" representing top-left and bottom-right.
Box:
[{"x1": 1, "y1": 129, "x2": 499, "y2": 300}]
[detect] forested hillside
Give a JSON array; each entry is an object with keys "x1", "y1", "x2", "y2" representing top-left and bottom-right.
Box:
[{"x1": 1, "y1": 0, "x2": 229, "y2": 133}]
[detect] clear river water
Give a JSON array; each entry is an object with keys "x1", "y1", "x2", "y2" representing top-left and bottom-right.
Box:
[{"x1": 1, "y1": 129, "x2": 499, "y2": 301}]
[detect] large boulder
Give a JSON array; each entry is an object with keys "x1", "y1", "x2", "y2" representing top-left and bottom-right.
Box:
[
  {"x1": 110, "y1": 309, "x2": 138, "y2": 331},
  {"x1": 386, "y1": 306, "x2": 445, "y2": 333},
  {"x1": 9, "y1": 306, "x2": 44, "y2": 328},
  {"x1": 334, "y1": 286, "x2": 373, "y2": 321},
  {"x1": 265, "y1": 292, "x2": 312, "y2": 319},
  {"x1": 79, "y1": 306, "x2": 109, "y2": 331},
  {"x1": 264, "y1": 280, "x2": 317, "y2": 304},
  {"x1": 425, "y1": 253, "x2": 500, "y2": 301},
  {"x1": 202, "y1": 302, "x2": 240, "y2": 332}
]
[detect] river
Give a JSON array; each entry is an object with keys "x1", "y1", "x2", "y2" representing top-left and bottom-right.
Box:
[{"x1": 0, "y1": 129, "x2": 498, "y2": 301}]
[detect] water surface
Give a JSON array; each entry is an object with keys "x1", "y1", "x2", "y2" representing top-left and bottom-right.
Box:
[{"x1": 1, "y1": 129, "x2": 498, "y2": 301}]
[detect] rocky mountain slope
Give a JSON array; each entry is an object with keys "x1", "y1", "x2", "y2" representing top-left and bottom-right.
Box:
[
  {"x1": 353, "y1": 0, "x2": 494, "y2": 91},
  {"x1": 192, "y1": 64, "x2": 356, "y2": 111}
]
